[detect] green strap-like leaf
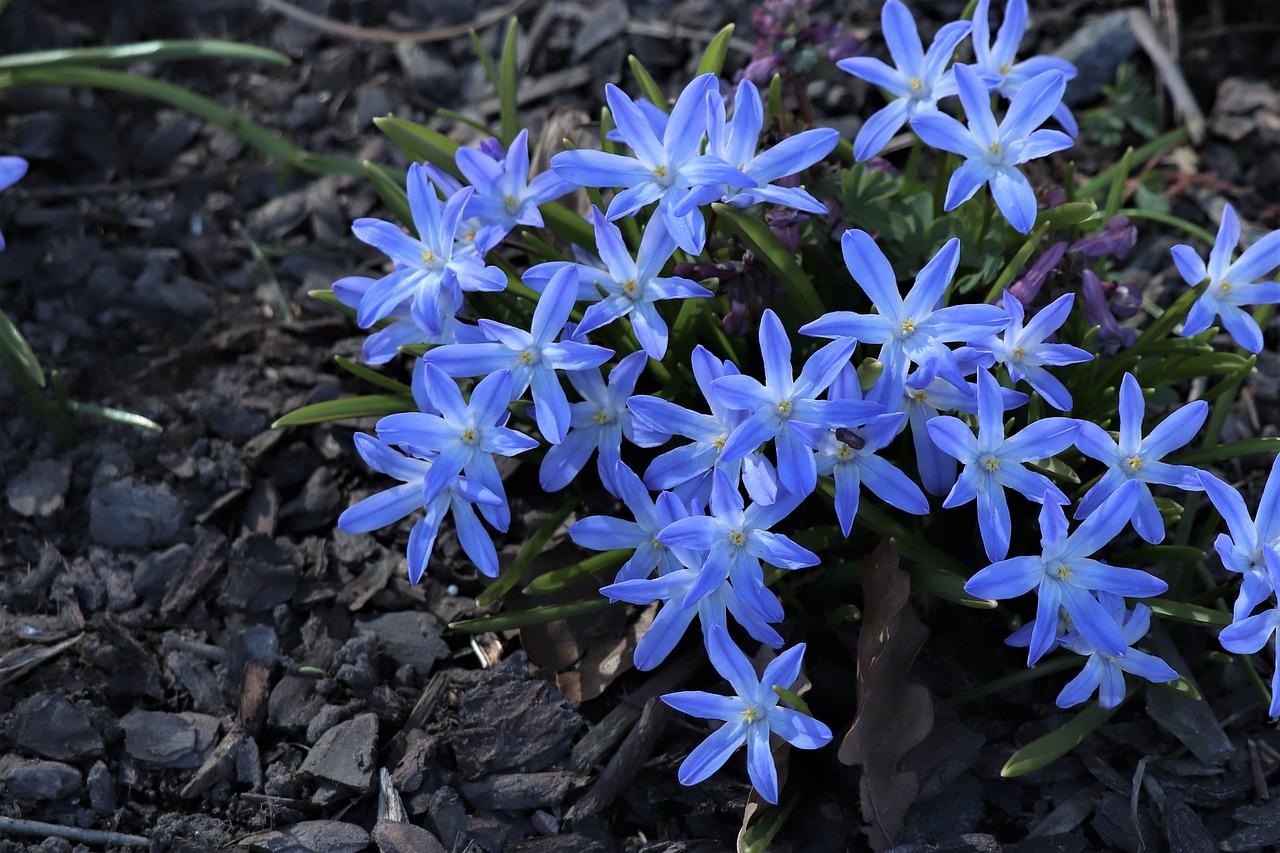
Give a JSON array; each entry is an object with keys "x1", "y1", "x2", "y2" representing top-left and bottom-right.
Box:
[
  {"x1": 1002, "y1": 701, "x2": 1120, "y2": 777},
  {"x1": 713, "y1": 203, "x2": 824, "y2": 325},
  {"x1": 477, "y1": 496, "x2": 580, "y2": 606},
  {"x1": 498, "y1": 17, "x2": 520, "y2": 146},
  {"x1": 522, "y1": 549, "x2": 631, "y2": 595},
  {"x1": 334, "y1": 355, "x2": 411, "y2": 394},
  {"x1": 65, "y1": 401, "x2": 163, "y2": 432},
  {"x1": 272, "y1": 394, "x2": 415, "y2": 428},
  {"x1": 1144, "y1": 597, "x2": 1231, "y2": 628},
  {"x1": 1171, "y1": 436, "x2": 1280, "y2": 467},
  {"x1": 364, "y1": 160, "x2": 413, "y2": 229},
  {"x1": 0, "y1": 39, "x2": 289, "y2": 71},
  {"x1": 373, "y1": 116, "x2": 463, "y2": 179},
  {"x1": 0, "y1": 308, "x2": 45, "y2": 388},
  {"x1": 627, "y1": 55, "x2": 669, "y2": 111},
  {"x1": 449, "y1": 598, "x2": 615, "y2": 632},
  {"x1": 540, "y1": 201, "x2": 596, "y2": 249},
  {"x1": 695, "y1": 24, "x2": 736, "y2": 76}
]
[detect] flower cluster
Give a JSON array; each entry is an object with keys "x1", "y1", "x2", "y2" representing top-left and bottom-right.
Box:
[{"x1": 315, "y1": 0, "x2": 1280, "y2": 806}]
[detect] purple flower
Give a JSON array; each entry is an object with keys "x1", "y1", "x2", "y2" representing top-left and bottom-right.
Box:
[
  {"x1": 1007, "y1": 241, "x2": 1067, "y2": 306},
  {"x1": 836, "y1": 0, "x2": 973, "y2": 161},
  {"x1": 1070, "y1": 215, "x2": 1137, "y2": 260},
  {"x1": 662, "y1": 626, "x2": 832, "y2": 804},
  {"x1": 1171, "y1": 202, "x2": 1280, "y2": 353},
  {"x1": 911, "y1": 65, "x2": 1073, "y2": 233},
  {"x1": 1081, "y1": 269, "x2": 1137, "y2": 350}
]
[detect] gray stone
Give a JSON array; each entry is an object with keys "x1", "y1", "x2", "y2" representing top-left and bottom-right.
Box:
[
  {"x1": 120, "y1": 710, "x2": 220, "y2": 768},
  {"x1": 1053, "y1": 10, "x2": 1138, "y2": 106},
  {"x1": 6, "y1": 457, "x2": 70, "y2": 517},
  {"x1": 87, "y1": 760, "x2": 116, "y2": 814},
  {"x1": 89, "y1": 477, "x2": 185, "y2": 548},
  {"x1": 371, "y1": 821, "x2": 447, "y2": 853},
  {"x1": 0, "y1": 755, "x2": 81, "y2": 802},
  {"x1": 300, "y1": 712, "x2": 377, "y2": 794},
  {"x1": 237, "y1": 821, "x2": 369, "y2": 853}
]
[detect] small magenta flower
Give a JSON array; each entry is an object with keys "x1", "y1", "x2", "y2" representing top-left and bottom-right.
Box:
[
  {"x1": 352, "y1": 164, "x2": 507, "y2": 335},
  {"x1": 836, "y1": 0, "x2": 973, "y2": 161},
  {"x1": 973, "y1": 292, "x2": 1092, "y2": 411},
  {"x1": 550, "y1": 74, "x2": 755, "y2": 254},
  {"x1": 965, "y1": 481, "x2": 1168, "y2": 665},
  {"x1": 662, "y1": 626, "x2": 832, "y2": 804},
  {"x1": 1073, "y1": 373, "x2": 1206, "y2": 544},
  {"x1": 971, "y1": 0, "x2": 1079, "y2": 135},
  {"x1": 910, "y1": 64, "x2": 1073, "y2": 233},
  {"x1": 1055, "y1": 593, "x2": 1179, "y2": 709},
  {"x1": 927, "y1": 369, "x2": 1078, "y2": 562},
  {"x1": 0, "y1": 156, "x2": 27, "y2": 250},
  {"x1": 1171, "y1": 202, "x2": 1280, "y2": 353},
  {"x1": 802, "y1": 231, "x2": 1009, "y2": 397},
  {"x1": 422, "y1": 267, "x2": 615, "y2": 444}
]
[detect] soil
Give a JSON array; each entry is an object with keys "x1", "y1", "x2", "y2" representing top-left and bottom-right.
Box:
[{"x1": 3, "y1": 0, "x2": 1280, "y2": 851}]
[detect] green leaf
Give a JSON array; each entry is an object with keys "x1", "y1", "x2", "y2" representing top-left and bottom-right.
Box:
[
  {"x1": 540, "y1": 201, "x2": 596, "y2": 248},
  {"x1": 2, "y1": 65, "x2": 361, "y2": 177},
  {"x1": 1144, "y1": 597, "x2": 1231, "y2": 628},
  {"x1": 522, "y1": 549, "x2": 631, "y2": 595},
  {"x1": 0, "y1": 39, "x2": 289, "y2": 71},
  {"x1": 695, "y1": 24, "x2": 736, "y2": 76},
  {"x1": 0, "y1": 308, "x2": 45, "y2": 388},
  {"x1": 272, "y1": 394, "x2": 415, "y2": 428},
  {"x1": 1171, "y1": 437, "x2": 1280, "y2": 467},
  {"x1": 449, "y1": 598, "x2": 615, "y2": 632},
  {"x1": 1027, "y1": 455, "x2": 1080, "y2": 484},
  {"x1": 374, "y1": 116, "x2": 462, "y2": 179},
  {"x1": 364, "y1": 161, "x2": 412, "y2": 228},
  {"x1": 713, "y1": 203, "x2": 825, "y2": 325},
  {"x1": 1102, "y1": 147, "x2": 1133, "y2": 221},
  {"x1": 334, "y1": 355, "x2": 411, "y2": 394},
  {"x1": 498, "y1": 17, "x2": 520, "y2": 146},
  {"x1": 772, "y1": 685, "x2": 814, "y2": 716},
  {"x1": 468, "y1": 29, "x2": 500, "y2": 91},
  {"x1": 627, "y1": 55, "x2": 669, "y2": 112},
  {"x1": 1110, "y1": 544, "x2": 1204, "y2": 564},
  {"x1": 1117, "y1": 208, "x2": 1217, "y2": 245},
  {"x1": 1080, "y1": 126, "x2": 1188, "y2": 197},
  {"x1": 307, "y1": 289, "x2": 355, "y2": 317},
  {"x1": 739, "y1": 784, "x2": 802, "y2": 853},
  {"x1": 64, "y1": 401, "x2": 163, "y2": 432},
  {"x1": 476, "y1": 496, "x2": 580, "y2": 606},
  {"x1": 1002, "y1": 701, "x2": 1120, "y2": 777},
  {"x1": 437, "y1": 107, "x2": 495, "y2": 136},
  {"x1": 1036, "y1": 199, "x2": 1097, "y2": 230}
]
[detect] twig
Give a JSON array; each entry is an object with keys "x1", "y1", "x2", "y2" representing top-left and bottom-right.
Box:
[
  {"x1": 1129, "y1": 8, "x2": 1204, "y2": 145},
  {"x1": 0, "y1": 816, "x2": 149, "y2": 848},
  {"x1": 258, "y1": 0, "x2": 526, "y2": 44}
]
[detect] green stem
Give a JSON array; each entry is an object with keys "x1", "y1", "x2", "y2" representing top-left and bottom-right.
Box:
[{"x1": 947, "y1": 656, "x2": 1081, "y2": 707}]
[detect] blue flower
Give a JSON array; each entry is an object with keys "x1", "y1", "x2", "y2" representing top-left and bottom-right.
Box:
[
  {"x1": 0, "y1": 156, "x2": 27, "y2": 250},
  {"x1": 1218, "y1": 545, "x2": 1280, "y2": 716},
  {"x1": 662, "y1": 626, "x2": 832, "y2": 804},
  {"x1": 836, "y1": 0, "x2": 973, "y2": 161},
  {"x1": 713, "y1": 309, "x2": 881, "y2": 498},
  {"x1": 1200, "y1": 462, "x2": 1280, "y2": 621},
  {"x1": 373, "y1": 366, "x2": 539, "y2": 535},
  {"x1": 965, "y1": 481, "x2": 1168, "y2": 665},
  {"x1": 629, "y1": 345, "x2": 779, "y2": 507},
  {"x1": 1073, "y1": 373, "x2": 1206, "y2": 544},
  {"x1": 422, "y1": 266, "x2": 615, "y2": 443},
  {"x1": 550, "y1": 74, "x2": 755, "y2": 254},
  {"x1": 351, "y1": 164, "x2": 508, "y2": 336},
  {"x1": 602, "y1": 567, "x2": 783, "y2": 671},
  {"x1": 331, "y1": 275, "x2": 487, "y2": 364},
  {"x1": 1055, "y1": 593, "x2": 1178, "y2": 709},
  {"x1": 455, "y1": 129, "x2": 575, "y2": 252},
  {"x1": 972, "y1": 292, "x2": 1092, "y2": 411},
  {"x1": 540, "y1": 351, "x2": 666, "y2": 494},
  {"x1": 1171, "y1": 202, "x2": 1280, "y2": 353},
  {"x1": 570, "y1": 463, "x2": 696, "y2": 583},
  {"x1": 818, "y1": 365, "x2": 928, "y2": 535},
  {"x1": 528, "y1": 209, "x2": 712, "y2": 359},
  {"x1": 659, "y1": 469, "x2": 816, "y2": 616},
  {"x1": 801, "y1": 231, "x2": 1009, "y2": 397},
  {"x1": 910, "y1": 64, "x2": 1073, "y2": 233},
  {"x1": 338, "y1": 433, "x2": 506, "y2": 581},
  {"x1": 677, "y1": 78, "x2": 838, "y2": 214},
  {"x1": 927, "y1": 368, "x2": 1078, "y2": 561},
  {"x1": 971, "y1": 0, "x2": 1079, "y2": 136}
]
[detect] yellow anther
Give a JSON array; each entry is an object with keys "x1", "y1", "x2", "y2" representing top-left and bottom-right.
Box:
[
  {"x1": 460, "y1": 428, "x2": 476, "y2": 442},
  {"x1": 729, "y1": 531, "x2": 746, "y2": 546},
  {"x1": 742, "y1": 706, "x2": 761, "y2": 723},
  {"x1": 421, "y1": 249, "x2": 436, "y2": 263},
  {"x1": 1126, "y1": 455, "x2": 1144, "y2": 470}
]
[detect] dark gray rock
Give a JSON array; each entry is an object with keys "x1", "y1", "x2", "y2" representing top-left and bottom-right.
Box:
[
  {"x1": 300, "y1": 712, "x2": 377, "y2": 794},
  {"x1": 87, "y1": 760, "x2": 116, "y2": 815},
  {"x1": 221, "y1": 534, "x2": 298, "y2": 612},
  {"x1": 371, "y1": 821, "x2": 447, "y2": 853},
  {"x1": 120, "y1": 710, "x2": 220, "y2": 769},
  {"x1": 6, "y1": 692, "x2": 104, "y2": 761},
  {"x1": 1053, "y1": 10, "x2": 1138, "y2": 105},
  {"x1": 0, "y1": 755, "x2": 81, "y2": 802},
  {"x1": 89, "y1": 477, "x2": 185, "y2": 548},
  {"x1": 460, "y1": 771, "x2": 580, "y2": 811}
]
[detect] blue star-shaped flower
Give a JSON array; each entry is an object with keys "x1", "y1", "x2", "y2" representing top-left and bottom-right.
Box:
[
  {"x1": 455, "y1": 129, "x2": 575, "y2": 252},
  {"x1": 0, "y1": 156, "x2": 28, "y2": 250},
  {"x1": 971, "y1": 0, "x2": 1079, "y2": 135},
  {"x1": 1199, "y1": 461, "x2": 1280, "y2": 621},
  {"x1": 971, "y1": 291, "x2": 1092, "y2": 411},
  {"x1": 1055, "y1": 593, "x2": 1178, "y2": 709}
]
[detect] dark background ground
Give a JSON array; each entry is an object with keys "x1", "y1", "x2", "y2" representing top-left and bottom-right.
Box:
[{"x1": 4, "y1": 0, "x2": 1280, "y2": 850}]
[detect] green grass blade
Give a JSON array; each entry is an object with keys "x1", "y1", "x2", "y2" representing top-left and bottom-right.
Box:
[
  {"x1": 4, "y1": 66, "x2": 362, "y2": 177},
  {"x1": 468, "y1": 29, "x2": 500, "y2": 91},
  {"x1": 364, "y1": 160, "x2": 413, "y2": 228},
  {"x1": 476, "y1": 496, "x2": 580, "y2": 606},
  {"x1": 498, "y1": 17, "x2": 520, "y2": 146},
  {"x1": 522, "y1": 549, "x2": 631, "y2": 595},
  {"x1": 540, "y1": 201, "x2": 596, "y2": 248},
  {"x1": 0, "y1": 39, "x2": 288, "y2": 71},
  {"x1": 449, "y1": 598, "x2": 615, "y2": 632},
  {"x1": 272, "y1": 394, "x2": 415, "y2": 427},
  {"x1": 695, "y1": 24, "x2": 735, "y2": 76},
  {"x1": 1144, "y1": 597, "x2": 1231, "y2": 628},
  {"x1": 1080, "y1": 126, "x2": 1188, "y2": 197},
  {"x1": 373, "y1": 116, "x2": 463, "y2": 179},
  {"x1": 64, "y1": 401, "x2": 163, "y2": 432},
  {"x1": 0, "y1": 308, "x2": 46, "y2": 388},
  {"x1": 627, "y1": 55, "x2": 669, "y2": 111},
  {"x1": 713, "y1": 203, "x2": 824, "y2": 325},
  {"x1": 1002, "y1": 701, "x2": 1120, "y2": 777},
  {"x1": 1171, "y1": 437, "x2": 1280, "y2": 467}
]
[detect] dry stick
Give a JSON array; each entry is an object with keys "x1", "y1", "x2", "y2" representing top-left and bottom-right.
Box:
[
  {"x1": 0, "y1": 816, "x2": 149, "y2": 848},
  {"x1": 1129, "y1": 8, "x2": 1205, "y2": 145},
  {"x1": 258, "y1": 0, "x2": 527, "y2": 43}
]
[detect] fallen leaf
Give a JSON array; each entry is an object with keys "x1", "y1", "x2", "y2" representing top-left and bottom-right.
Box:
[{"x1": 838, "y1": 541, "x2": 935, "y2": 851}]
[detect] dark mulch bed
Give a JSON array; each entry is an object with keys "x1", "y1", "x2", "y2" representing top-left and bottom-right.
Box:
[{"x1": 3, "y1": 0, "x2": 1280, "y2": 850}]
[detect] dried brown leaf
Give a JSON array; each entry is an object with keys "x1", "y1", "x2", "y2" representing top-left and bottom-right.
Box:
[{"x1": 838, "y1": 541, "x2": 935, "y2": 851}]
